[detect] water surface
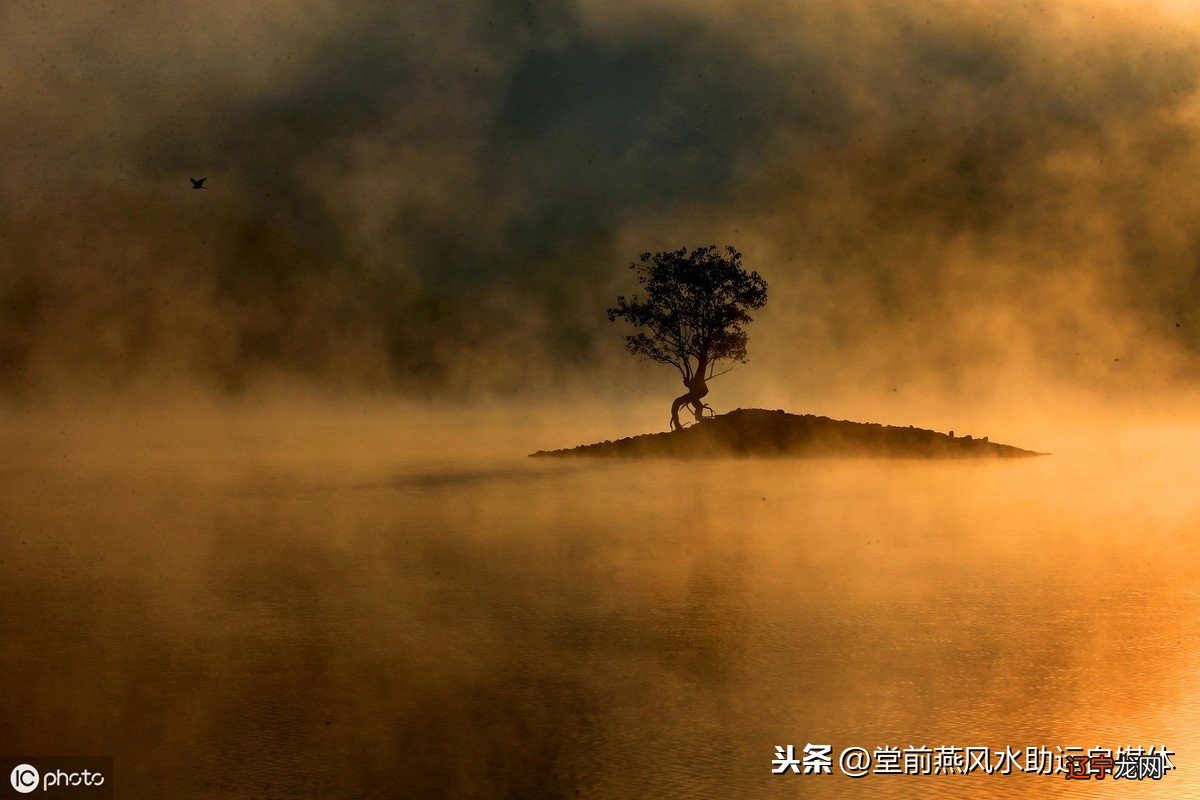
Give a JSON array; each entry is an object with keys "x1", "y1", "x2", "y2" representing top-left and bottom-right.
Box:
[{"x1": 1, "y1": 427, "x2": 1198, "y2": 798}]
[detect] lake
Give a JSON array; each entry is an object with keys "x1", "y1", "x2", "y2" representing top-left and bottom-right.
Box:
[{"x1": 1, "y1": 413, "x2": 1198, "y2": 798}]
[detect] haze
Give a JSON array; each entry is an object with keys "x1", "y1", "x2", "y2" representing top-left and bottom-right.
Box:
[
  {"x1": 2, "y1": 0, "x2": 1200, "y2": 419},
  {"x1": 3, "y1": 0, "x2": 1200, "y2": 797}
]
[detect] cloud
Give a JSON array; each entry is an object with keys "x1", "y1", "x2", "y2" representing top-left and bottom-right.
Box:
[{"x1": 2, "y1": 0, "x2": 1200, "y2": 407}]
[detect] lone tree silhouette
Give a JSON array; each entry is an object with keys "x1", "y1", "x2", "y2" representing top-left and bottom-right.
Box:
[{"x1": 608, "y1": 245, "x2": 768, "y2": 431}]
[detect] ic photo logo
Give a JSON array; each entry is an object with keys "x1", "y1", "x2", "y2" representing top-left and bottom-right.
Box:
[
  {"x1": 9, "y1": 765, "x2": 37, "y2": 794},
  {"x1": 4, "y1": 759, "x2": 111, "y2": 798}
]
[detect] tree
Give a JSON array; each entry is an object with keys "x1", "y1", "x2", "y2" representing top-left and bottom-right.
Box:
[{"x1": 608, "y1": 245, "x2": 768, "y2": 431}]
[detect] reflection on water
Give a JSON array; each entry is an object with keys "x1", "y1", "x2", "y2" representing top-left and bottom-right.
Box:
[{"x1": 2, "y1": 434, "x2": 1200, "y2": 798}]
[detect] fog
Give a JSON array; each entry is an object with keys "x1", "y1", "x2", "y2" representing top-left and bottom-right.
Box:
[
  {"x1": 3, "y1": 0, "x2": 1200, "y2": 417},
  {"x1": 4, "y1": 1, "x2": 1200, "y2": 796}
]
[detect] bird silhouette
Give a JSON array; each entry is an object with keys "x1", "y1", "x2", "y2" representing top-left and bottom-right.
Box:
[{"x1": 190, "y1": 177, "x2": 207, "y2": 190}]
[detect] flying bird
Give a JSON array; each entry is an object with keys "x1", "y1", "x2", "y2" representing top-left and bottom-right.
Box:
[{"x1": 190, "y1": 177, "x2": 207, "y2": 190}]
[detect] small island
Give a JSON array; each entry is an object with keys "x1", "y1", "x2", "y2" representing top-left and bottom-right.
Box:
[
  {"x1": 549, "y1": 247, "x2": 1043, "y2": 460},
  {"x1": 531, "y1": 408, "x2": 1043, "y2": 459}
]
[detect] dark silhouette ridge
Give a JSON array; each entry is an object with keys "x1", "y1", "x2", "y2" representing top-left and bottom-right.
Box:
[
  {"x1": 530, "y1": 408, "x2": 1044, "y2": 459},
  {"x1": 190, "y1": 177, "x2": 207, "y2": 189}
]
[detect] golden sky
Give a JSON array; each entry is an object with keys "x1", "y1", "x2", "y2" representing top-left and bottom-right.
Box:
[{"x1": 2, "y1": 0, "x2": 1200, "y2": 414}]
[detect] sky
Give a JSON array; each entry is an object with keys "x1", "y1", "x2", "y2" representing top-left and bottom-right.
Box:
[{"x1": 3, "y1": 0, "x2": 1200, "y2": 425}]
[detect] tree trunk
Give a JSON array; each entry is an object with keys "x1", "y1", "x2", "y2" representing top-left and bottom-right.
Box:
[
  {"x1": 669, "y1": 391, "x2": 691, "y2": 431},
  {"x1": 669, "y1": 373, "x2": 710, "y2": 431}
]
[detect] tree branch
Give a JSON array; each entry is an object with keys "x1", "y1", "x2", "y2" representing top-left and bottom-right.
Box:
[{"x1": 708, "y1": 363, "x2": 737, "y2": 380}]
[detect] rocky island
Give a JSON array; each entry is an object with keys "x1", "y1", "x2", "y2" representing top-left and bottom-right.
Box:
[{"x1": 531, "y1": 408, "x2": 1042, "y2": 459}]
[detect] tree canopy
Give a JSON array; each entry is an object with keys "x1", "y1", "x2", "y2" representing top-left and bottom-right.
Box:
[{"x1": 608, "y1": 245, "x2": 767, "y2": 429}]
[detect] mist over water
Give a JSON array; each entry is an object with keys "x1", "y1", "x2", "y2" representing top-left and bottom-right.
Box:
[
  {"x1": 5, "y1": 0, "x2": 1200, "y2": 795},
  {"x1": 2, "y1": 409, "x2": 1198, "y2": 798}
]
